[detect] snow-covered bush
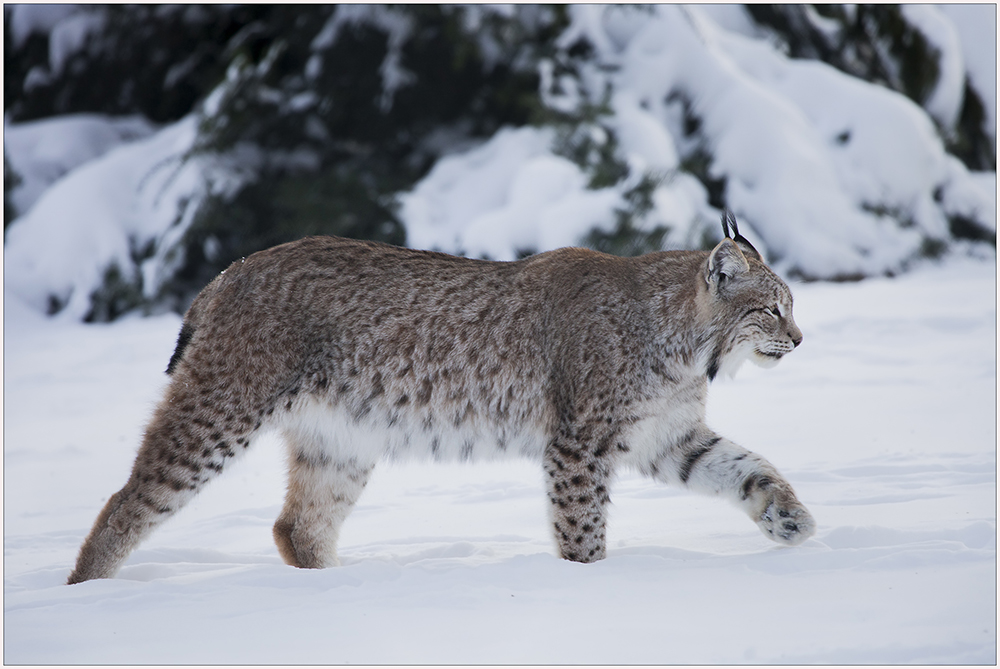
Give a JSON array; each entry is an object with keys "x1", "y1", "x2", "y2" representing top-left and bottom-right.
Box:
[
  {"x1": 4, "y1": 117, "x2": 206, "y2": 320},
  {"x1": 746, "y1": 5, "x2": 994, "y2": 171},
  {"x1": 3, "y1": 4, "x2": 996, "y2": 321},
  {"x1": 402, "y1": 5, "x2": 995, "y2": 279}
]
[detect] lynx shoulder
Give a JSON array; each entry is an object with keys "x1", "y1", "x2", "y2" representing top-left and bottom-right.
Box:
[{"x1": 68, "y1": 212, "x2": 814, "y2": 584}]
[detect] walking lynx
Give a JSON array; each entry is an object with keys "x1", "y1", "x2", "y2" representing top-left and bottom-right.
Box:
[{"x1": 68, "y1": 211, "x2": 814, "y2": 584}]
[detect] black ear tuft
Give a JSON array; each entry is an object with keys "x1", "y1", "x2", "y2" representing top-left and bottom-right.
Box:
[
  {"x1": 721, "y1": 208, "x2": 735, "y2": 239},
  {"x1": 721, "y1": 209, "x2": 763, "y2": 263}
]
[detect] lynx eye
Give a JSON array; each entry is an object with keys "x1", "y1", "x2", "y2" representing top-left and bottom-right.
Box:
[{"x1": 766, "y1": 305, "x2": 781, "y2": 319}]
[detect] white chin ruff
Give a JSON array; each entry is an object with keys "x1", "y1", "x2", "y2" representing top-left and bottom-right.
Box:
[
  {"x1": 717, "y1": 347, "x2": 750, "y2": 379},
  {"x1": 751, "y1": 350, "x2": 782, "y2": 369}
]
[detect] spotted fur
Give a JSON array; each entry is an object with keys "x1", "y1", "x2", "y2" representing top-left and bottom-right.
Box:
[{"x1": 68, "y1": 224, "x2": 814, "y2": 584}]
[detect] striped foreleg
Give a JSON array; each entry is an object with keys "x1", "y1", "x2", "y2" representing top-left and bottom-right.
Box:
[{"x1": 642, "y1": 428, "x2": 815, "y2": 545}]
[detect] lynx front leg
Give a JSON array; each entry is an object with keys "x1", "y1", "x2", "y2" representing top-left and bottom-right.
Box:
[
  {"x1": 543, "y1": 428, "x2": 616, "y2": 563},
  {"x1": 273, "y1": 430, "x2": 374, "y2": 569},
  {"x1": 646, "y1": 429, "x2": 815, "y2": 546}
]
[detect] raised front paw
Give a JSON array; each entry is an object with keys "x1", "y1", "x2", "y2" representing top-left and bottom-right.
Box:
[{"x1": 756, "y1": 499, "x2": 816, "y2": 546}]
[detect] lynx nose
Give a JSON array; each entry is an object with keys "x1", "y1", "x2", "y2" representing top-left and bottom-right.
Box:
[{"x1": 791, "y1": 334, "x2": 803, "y2": 348}]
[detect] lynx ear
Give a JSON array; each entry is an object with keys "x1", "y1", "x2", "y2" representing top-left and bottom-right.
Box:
[
  {"x1": 721, "y1": 209, "x2": 763, "y2": 263},
  {"x1": 706, "y1": 238, "x2": 749, "y2": 292}
]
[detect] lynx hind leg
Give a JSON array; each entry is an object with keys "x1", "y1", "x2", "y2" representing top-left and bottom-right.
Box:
[
  {"x1": 67, "y1": 388, "x2": 264, "y2": 584},
  {"x1": 543, "y1": 430, "x2": 615, "y2": 563},
  {"x1": 273, "y1": 428, "x2": 375, "y2": 569}
]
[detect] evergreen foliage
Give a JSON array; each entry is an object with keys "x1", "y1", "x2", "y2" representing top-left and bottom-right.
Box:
[
  {"x1": 4, "y1": 152, "x2": 22, "y2": 228},
  {"x1": 5, "y1": 5, "x2": 259, "y2": 123}
]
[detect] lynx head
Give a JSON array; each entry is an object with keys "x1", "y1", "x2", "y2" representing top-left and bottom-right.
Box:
[{"x1": 703, "y1": 210, "x2": 802, "y2": 380}]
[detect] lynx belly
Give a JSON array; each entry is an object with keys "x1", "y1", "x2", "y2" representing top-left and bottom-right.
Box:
[{"x1": 277, "y1": 395, "x2": 550, "y2": 464}]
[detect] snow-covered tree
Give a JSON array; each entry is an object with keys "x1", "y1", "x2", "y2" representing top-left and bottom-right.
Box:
[{"x1": 4, "y1": 4, "x2": 995, "y2": 321}]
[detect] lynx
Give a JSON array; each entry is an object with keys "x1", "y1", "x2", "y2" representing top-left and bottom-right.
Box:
[{"x1": 68, "y1": 211, "x2": 814, "y2": 584}]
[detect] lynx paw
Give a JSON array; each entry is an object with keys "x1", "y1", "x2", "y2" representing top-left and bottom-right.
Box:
[{"x1": 757, "y1": 500, "x2": 815, "y2": 546}]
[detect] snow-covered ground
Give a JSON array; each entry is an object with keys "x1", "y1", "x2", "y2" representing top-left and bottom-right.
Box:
[{"x1": 4, "y1": 254, "x2": 995, "y2": 664}]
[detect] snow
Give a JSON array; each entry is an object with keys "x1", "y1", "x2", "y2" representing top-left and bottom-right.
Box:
[
  {"x1": 4, "y1": 115, "x2": 206, "y2": 320},
  {"x1": 611, "y1": 89, "x2": 681, "y2": 173},
  {"x1": 401, "y1": 126, "x2": 626, "y2": 259},
  {"x1": 3, "y1": 255, "x2": 995, "y2": 664},
  {"x1": 4, "y1": 113, "x2": 156, "y2": 216}
]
